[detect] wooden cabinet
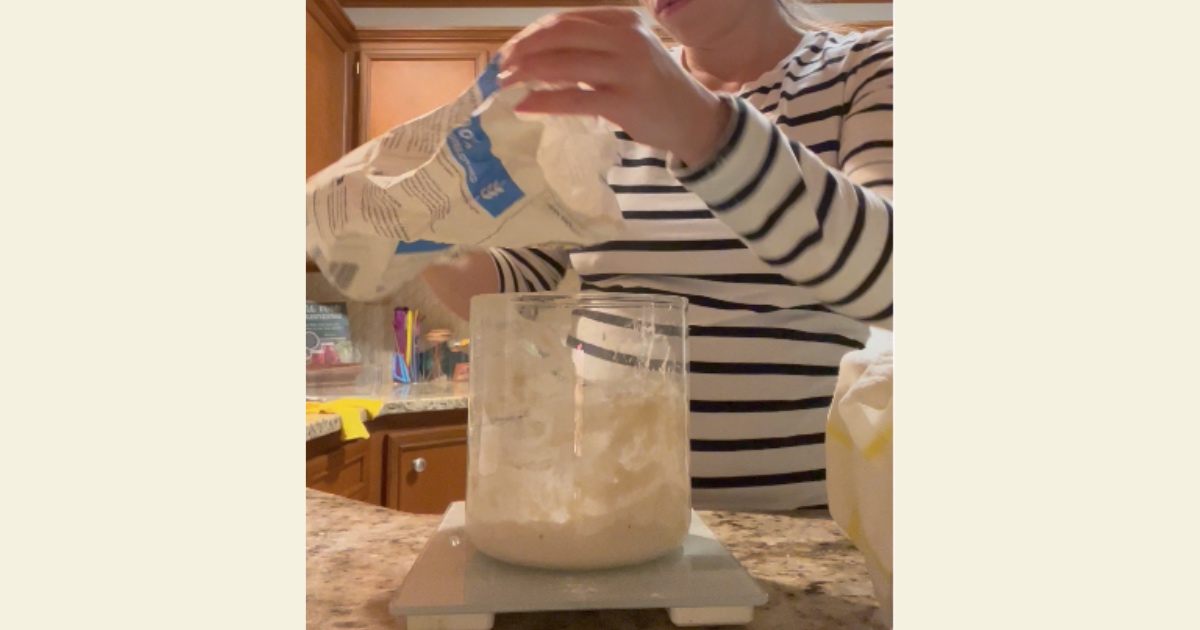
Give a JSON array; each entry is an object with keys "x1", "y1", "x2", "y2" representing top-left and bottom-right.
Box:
[
  {"x1": 306, "y1": 0, "x2": 357, "y2": 178},
  {"x1": 308, "y1": 409, "x2": 469, "y2": 514},
  {"x1": 383, "y1": 425, "x2": 468, "y2": 514},
  {"x1": 356, "y1": 39, "x2": 501, "y2": 145},
  {"x1": 306, "y1": 437, "x2": 370, "y2": 503},
  {"x1": 369, "y1": 409, "x2": 470, "y2": 515}
]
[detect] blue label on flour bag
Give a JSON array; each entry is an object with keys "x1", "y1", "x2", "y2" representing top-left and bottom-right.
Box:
[
  {"x1": 476, "y1": 57, "x2": 502, "y2": 100},
  {"x1": 445, "y1": 114, "x2": 525, "y2": 218},
  {"x1": 394, "y1": 239, "x2": 451, "y2": 254}
]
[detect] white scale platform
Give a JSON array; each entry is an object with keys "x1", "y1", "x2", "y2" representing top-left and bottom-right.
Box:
[{"x1": 391, "y1": 502, "x2": 768, "y2": 630}]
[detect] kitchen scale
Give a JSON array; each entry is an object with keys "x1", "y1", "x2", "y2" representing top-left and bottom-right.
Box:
[{"x1": 391, "y1": 502, "x2": 769, "y2": 630}]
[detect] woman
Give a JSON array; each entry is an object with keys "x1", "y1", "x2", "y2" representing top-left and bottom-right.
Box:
[{"x1": 426, "y1": 0, "x2": 893, "y2": 511}]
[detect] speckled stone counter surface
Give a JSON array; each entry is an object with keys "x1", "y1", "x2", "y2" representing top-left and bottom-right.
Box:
[
  {"x1": 307, "y1": 413, "x2": 345, "y2": 441},
  {"x1": 305, "y1": 408, "x2": 372, "y2": 441},
  {"x1": 307, "y1": 382, "x2": 470, "y2": 442},
  {"x1": 378, "y1": 382, "x2": 468, "y2": 415},
  {"x1": 307, "y1": 489, "x2": 884, "y2": 630}
]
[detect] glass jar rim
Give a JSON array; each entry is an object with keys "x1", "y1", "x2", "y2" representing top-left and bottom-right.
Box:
[{"x1": 474, "y1": 292, "x2": 687, "y2": 309}]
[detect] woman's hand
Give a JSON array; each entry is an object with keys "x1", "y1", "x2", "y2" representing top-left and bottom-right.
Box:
[{"x1": 498, "y1": 8, "x2": 730, "y2": 167}]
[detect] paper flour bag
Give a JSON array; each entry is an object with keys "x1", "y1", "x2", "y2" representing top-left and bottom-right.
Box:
[{"x1": 306, "y1": 57, "x2": 624, "y2": 302}]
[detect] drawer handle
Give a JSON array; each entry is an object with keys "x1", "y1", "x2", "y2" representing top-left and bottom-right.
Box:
[{"x1": 412, "y1": 458, "x2": 427, "y2": 473}]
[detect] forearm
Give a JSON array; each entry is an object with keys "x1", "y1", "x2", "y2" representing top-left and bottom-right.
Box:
[
  {"x1": 669, "y1": 96, "x2": 892, "y2": 328},
  {"x1": 421, "y1": 246, "x2": 573, "y2": 320},
  {"x1": 420, "y1": 251, "x2": 499, "y2": 321}
]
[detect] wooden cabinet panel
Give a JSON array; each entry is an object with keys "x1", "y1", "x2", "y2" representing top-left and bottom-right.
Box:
[
  {"x1": 306, "y1": 12, "x2": 346, "y2": 177},
  {"x1": 358, "y1": 42, "x2": 493, "y2": 145},
  {"x1": 384, "y1": 425, "x2": 468, "y2": 515},
  {"x1": 306, "y1": 438, "x2": 369, "y2": 501},
  {"x1": 306, "y1": 0, "x2": 355, "y2": 177},
  {"x1": 346, "y1": 484, "x2": 371, "y2": 503},
  {"x1": 366, "y1": 58, "x2": 478, "y2": 139}
]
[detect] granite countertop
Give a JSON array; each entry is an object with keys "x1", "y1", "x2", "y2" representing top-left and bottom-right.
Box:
[
  {"x1": 306, "y1": 413, "x2": 345, "y2": 441},
  {"x1": 307, "y1": 489, "x2": 885, "y2": 630},
  {"x1": 378, "y1": 381, "x2": 469, "y2": 415},
  {"x1": 307, "y1": 382, "x2": 470, "y2": 441}
]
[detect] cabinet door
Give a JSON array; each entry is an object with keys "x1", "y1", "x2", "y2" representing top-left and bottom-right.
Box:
[
  {"x1": 357, "y1": 42, "x2": 493, "y2": 145},
  {"x1": 306, "y1": 438, "x2": 370, "y2": 502},
  {"x1": 384, "y1": 426, "x2": 468, "y2": 515},
  {"x1": 306, "y1": 0, "x2": 355, "y2": 177}
]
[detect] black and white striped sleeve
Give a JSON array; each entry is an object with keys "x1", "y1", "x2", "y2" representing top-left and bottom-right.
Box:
[
  {"x1": 669, "y1": 33, "x2": 893, "y2": 329},
  {"x1": 486, "y1": 247, "x2": 573, "y2": 293}
]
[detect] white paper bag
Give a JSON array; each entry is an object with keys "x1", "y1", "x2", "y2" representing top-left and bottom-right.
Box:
[{"x1": 306, "y1": 56, "x2": 624, "y2": 302}]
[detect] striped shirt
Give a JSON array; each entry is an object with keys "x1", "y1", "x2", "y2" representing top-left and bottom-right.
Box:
[{"x1": 489, "y1": 27, "x2": 893, "y2": 511}]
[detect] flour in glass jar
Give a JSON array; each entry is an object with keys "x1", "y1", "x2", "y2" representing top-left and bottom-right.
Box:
[{"x1": 465, "y1": 299, "x2": 691, "y2": 570}]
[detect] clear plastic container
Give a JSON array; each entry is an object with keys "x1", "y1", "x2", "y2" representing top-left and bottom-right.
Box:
[{"x1": 465, "y1": 293, "x2": 690, "y2": 570}]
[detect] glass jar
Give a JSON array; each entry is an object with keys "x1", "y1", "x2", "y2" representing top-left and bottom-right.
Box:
[{"x1": 466, "y1": 293, "x2": 690, "y2": 570}]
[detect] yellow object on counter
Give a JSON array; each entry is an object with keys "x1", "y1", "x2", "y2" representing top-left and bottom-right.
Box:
[
  {"x1": 305, "y1": 398, "x2": 382, "y2": 441},
  {"x1": 826, "y1": 346, "x2": 893, "y2": 629}
]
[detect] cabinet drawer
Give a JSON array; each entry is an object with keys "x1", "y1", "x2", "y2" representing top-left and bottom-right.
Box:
[{"x1": 384, "y1": 426, "x2": 467, "y2": 515}]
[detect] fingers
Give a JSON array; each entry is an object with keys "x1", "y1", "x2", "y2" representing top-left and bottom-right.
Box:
[
  {"x1": 503, "y1": 20, "x2": 615, "y2": 66},
  {"x1": 499, "y1": 51, "x2": 622, "y2": 90}
]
